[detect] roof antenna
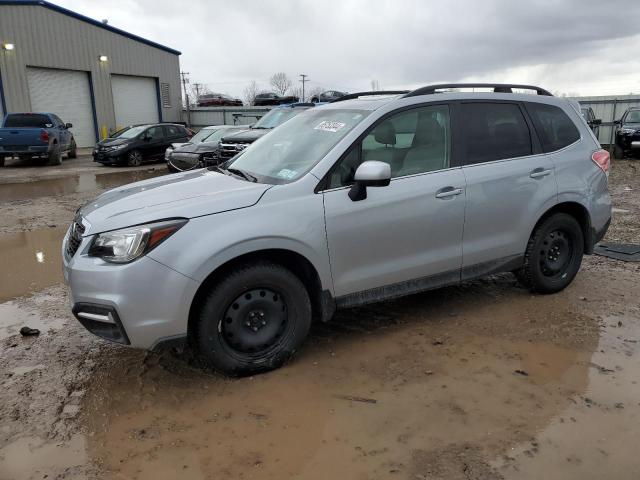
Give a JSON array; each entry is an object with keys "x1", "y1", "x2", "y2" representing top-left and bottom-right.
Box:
[{"x1": 101, "y1": 19, "x2": 109, "y2": 24}]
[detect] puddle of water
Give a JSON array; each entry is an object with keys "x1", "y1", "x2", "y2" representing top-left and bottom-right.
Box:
[
  {"x1": 0, "y1": 434, "x2": 87, "y2": 479},
  {"x1": 0, "y1": 300, "x2": 66, "y2": 340},
  {"x1": 0, "y1": 169, "x2": 164, "y2": 202},
  {"x1": 0, "y1": 227, "x2": 67, "y2": 302},
  {"x1": 493, "y1": 313, "x2": 640, "y2": 479},
  {"x1": 82, "y1": 288, "x2": 595, "y2": 480}
]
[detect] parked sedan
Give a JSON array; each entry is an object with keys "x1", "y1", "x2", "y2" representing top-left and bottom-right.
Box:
[
  {"x1": 93, "y1": 123, "x2": 191, "y2": 166},
  {"x1": 167, "y1": 125, "x2": 247, "y2": 172},
  {"x1": 614, "y1": 107, "x2": 640, "y2": 159},
  {"x1": 310, "y1": 90, "x2": 347, "y2": 103},
  {"x1": 254, "y1": 92, "x2": 299, "y2": 106},
  {"x1": 197, "y1": 93, "x2": 243, "y2": 107},
  {"x1": 165, "y1": 125, "x2": 232, "y2": 162}
]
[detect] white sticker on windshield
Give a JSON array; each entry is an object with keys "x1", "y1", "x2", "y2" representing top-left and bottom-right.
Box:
[
  {"x1": 277, "y1": 168, "x2": 297, "y2": 179},
  {"x1": 314, "y1": 120, "x2": 346, "y2": 133}
]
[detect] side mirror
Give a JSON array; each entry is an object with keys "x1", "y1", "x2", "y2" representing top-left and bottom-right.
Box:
[
  {"x1": 65, "y1": 123, "x2": 73, "y2": 129},
  {"x1": 614, "y1": 119, "x2": 622, "y2": 125},
  {"x1": 348, "y1": 161, "x2": 391, "y2": 202},
  {"x1": 592, "y1": 119, "x2": 602, "y2": 126}
]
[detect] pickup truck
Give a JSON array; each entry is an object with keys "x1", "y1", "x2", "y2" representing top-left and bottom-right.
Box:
[{"x1": 0, "y1": 113, "x2": 77, "y2": 167}]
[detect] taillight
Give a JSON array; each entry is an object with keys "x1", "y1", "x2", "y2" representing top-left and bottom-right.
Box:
[
  {"x1": 592, "y1": 149, "x2": 610, "y2": 176},
  {"x1": 40, "y1": 129, "x2": 49, "y2": 142}
]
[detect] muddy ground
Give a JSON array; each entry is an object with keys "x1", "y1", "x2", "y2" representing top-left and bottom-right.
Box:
[{"x1": 0, "y1": 155, "x2": 638, "y2": 480}]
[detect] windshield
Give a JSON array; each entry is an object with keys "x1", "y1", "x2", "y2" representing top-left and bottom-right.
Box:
[
  {"x1": 110, "y1": 125, "x2": 147, "y2": 139},
  {"x1": 229, "y1": 108, "x2": 369, "y2": 183},
  {"x1": 190, "y1": 128, "x2": 219, "y2": 143},
  {"x1": 626, "y1": 110, "x2": 640, "y2": 123},
  {"x1": 253, "y1": 108, "x2": 303, "y2": 129},
  {"x1": 200, "y1": 128, "x2": 237, "y2": 145}
]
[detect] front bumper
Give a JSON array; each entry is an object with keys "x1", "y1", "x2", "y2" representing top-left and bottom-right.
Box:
[
  {"x1": 93, "y1": 148, "x2": 125, "y2": 164},
  {"x1": 62, "y1": 229, "x2": 200, "y2": 348}
]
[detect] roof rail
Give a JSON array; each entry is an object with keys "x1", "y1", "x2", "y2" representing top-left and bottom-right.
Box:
[
  {"x1": 404, "y1": 83, "x2": 553, "y2": 97},
  {"x1": 330, "y1": 91, "x2": 410, "y2": 103}
]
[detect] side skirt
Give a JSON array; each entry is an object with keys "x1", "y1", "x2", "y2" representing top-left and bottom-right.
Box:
[{"x1": 334, "y1": 254, "x2": 524, "y2": 310}]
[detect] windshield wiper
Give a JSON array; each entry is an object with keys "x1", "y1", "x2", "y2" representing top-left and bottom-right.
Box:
[{"x1": 227, "y1": 167, "x2": 257, "y2": 182}]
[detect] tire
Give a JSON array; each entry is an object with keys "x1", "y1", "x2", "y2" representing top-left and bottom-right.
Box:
[
  {"x1": 67, "y1": 138, "x2": 77, "y2": 159},
  {"x1": 48, "y1": 144, "x2": 62, "y2": 166},
  {"x1": 127, "y1": 149, "x2": 143, "y2": 167},
  {"x1": 0, "y1": 156, "x2": 4, "y2": 167},
  {"x1": 167, "y1": 162, "x2": 179, "y2": 173},
  {"x1": 515, "y1": 213, "x2": 584, "y2": 294},
  {"x1": 613, "y1": 145, "x2": 624, "y2": 160},
  {"x1": 195, "y1": 262, "x2": 312, "y2": 376},
  {"x1": 311, "y1": 97, "x2": 319, "y2": 103}
]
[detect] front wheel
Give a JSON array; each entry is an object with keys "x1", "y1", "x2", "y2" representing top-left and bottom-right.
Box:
[
  {"x1": 195, "y1": 262, "x2": 312, "y2": 376},
  {"x1": 127, "y1": 149, "x2": 143, "y2": 167},
  {"x1": 515, "y1": 213, "x2": 584, "y2": 294},
  {"x1": 0, "y1": 155, "x2": 4, "y2": 167}
]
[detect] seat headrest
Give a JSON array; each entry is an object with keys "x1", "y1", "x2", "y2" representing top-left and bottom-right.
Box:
[
  {"x1": 374, "y1": 122, "x2": 396, "y2": 145},
  {"x1": 412, "y1": 116, "x2": 444, "y2": 147}
]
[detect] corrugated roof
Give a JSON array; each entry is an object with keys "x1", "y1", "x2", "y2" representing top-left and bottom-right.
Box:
[{"x1": 0, "y1": 0, "x2": 181, "y2": 55}]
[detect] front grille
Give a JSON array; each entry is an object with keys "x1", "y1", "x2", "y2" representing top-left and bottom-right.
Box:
[
  {"x1": 66, "y1": 218, "x2": 85, "y2": 258},
  {"x1": 219, "y1": 142, "x2": 249, "y2": 159}
]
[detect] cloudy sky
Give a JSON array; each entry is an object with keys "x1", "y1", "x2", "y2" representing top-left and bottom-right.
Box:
[{"x1": 55, "y1": 0, "x2": 640, "y2": 98}]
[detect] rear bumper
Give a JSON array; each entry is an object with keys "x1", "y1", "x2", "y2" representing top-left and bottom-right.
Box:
[{"x1": 0, "y1": 145, "x2": 49, "y2": 156}]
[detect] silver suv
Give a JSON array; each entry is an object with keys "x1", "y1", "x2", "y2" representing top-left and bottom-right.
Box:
[{"x1": 63, "y1": 84, "x2": 611, "y2": 375}]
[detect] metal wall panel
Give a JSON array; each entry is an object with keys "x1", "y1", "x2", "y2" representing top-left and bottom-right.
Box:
[
  {"x1": 0, "y1": 4, "x2": 181, "y2": 140},
  {"x1": 186, "y1": 107, "x2": 271, "y2": 129}
]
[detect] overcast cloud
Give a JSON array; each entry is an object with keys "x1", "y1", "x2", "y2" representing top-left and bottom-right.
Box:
[{"x1": 55, "y1": 0, "x2": 640, "y2": 98}]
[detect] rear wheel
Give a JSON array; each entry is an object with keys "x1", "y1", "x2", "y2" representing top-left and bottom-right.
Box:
[
  {"x1": 515, "y1": 213, "x2": 584, "y2": 294},
  {"x1": 127, "y1": 149, "x2": 143, "y2": 167},
  {"x1": 0, "y1": 155, "x2": 4, "y2": 167},
  {"x1": 195, "y1": 262, "x2": 312, "y2": 376},
  {"x1": 48, "y1": 144, "x2": 62, "y2": 166}
]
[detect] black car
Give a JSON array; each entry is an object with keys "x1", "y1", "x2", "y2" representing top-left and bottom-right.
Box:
[
  {"x1": 93, "y1": 123, "x2": 191, "y2": 166},
  {"x1": 580, "y1": 106, "x2": 601, "y2": 136},
  {"x1": 310, "y1": 90, "x2": 347, "y2": 103},
  {"x1": 197, "y1": 93, "x2": 243, "y2": 107},
  {"x1": 253, "y1": 92, "x2": 299, "y2": 106},
  {"x1": 166, "y1": 125, "x2": 247, "y2": 172},
  {"x1": 614, "y1": 107, "x2": 640, "y2": 159},
  {"x1": 217, "y1": 104, "x2": 313, "y2": 161}
]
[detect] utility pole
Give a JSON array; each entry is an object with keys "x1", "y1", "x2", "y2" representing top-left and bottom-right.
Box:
[
  {"x1": 299, "y1": 74, "x2": 308, "y2": 102},
  {"x1": 193, "y1": 83, "x2": 203, "y2": 102},
  {"x1": 180, "y1": 71, "x2": 191, "y2": 127}
]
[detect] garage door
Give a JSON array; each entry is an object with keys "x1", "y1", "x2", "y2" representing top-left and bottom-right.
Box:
[
  {"x1": 27, "y1": 67, "x2": 96, "y2": 147},
  {"x1": 111, "y1": 75, "x2": 159, "y2": 129}
]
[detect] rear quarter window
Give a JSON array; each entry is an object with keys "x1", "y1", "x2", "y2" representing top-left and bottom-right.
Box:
[{"x1": 525, "y1": 102, "x2": 580, "y2": 152}]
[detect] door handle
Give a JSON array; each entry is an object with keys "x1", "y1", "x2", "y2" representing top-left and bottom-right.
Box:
[
  {"x1": 435, "y1": 187, "x2": 463, "y2": 199},
  {"x1": 530, "y1": 168, "x2": 552, "y2": 179}
]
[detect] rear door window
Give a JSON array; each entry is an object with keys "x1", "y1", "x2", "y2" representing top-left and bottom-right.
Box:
[
  {"x1": 4, "y1": 114, "x2": 52, "y2": 128},
  {"x1": 460, "y1": 103, "x2": 532, "y2": 165},
  {"x1": 525, "y1": 102, "x2": 580, "y2": 152},
  {"x1": 164, "y1": 125, "x2": 181, "y2": 138}
]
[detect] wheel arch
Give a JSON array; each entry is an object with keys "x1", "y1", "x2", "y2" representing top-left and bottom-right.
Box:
[
  {"x1": 531, "y1": 201, "x2": 593, "y2": 253},
  {"x1": 187, "y1": 248, "x2": 335, "y2": 342}
]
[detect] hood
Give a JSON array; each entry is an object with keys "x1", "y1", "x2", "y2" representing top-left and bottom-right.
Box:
[
  {"x1": 170, "y1": 142, "x2": 189, "y2": 149},
  {"x1": 174, "y1": 141, "x2": 220, "y2": 154},
  {"x1": 220, "y1": 128, "x2": 269, "y2": 143},
  {"x1": 97, "y1": 137, "x2": 131, "y2": 147},
  {"x1": 79, "y1": 170, "x2": 272, "y2": 234}
]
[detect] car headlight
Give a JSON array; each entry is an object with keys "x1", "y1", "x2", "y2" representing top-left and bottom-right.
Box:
[{"x1": 88, "y1": 219, "x2": 187, "y2": 263}]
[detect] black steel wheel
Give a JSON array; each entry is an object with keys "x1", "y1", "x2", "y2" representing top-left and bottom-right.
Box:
[
  {"x1": 195, "y1": 262, "x2": 312, "y2": 376},
  {"x1": 515, "y1": 213, "x2": 584, "y2": 294}
]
